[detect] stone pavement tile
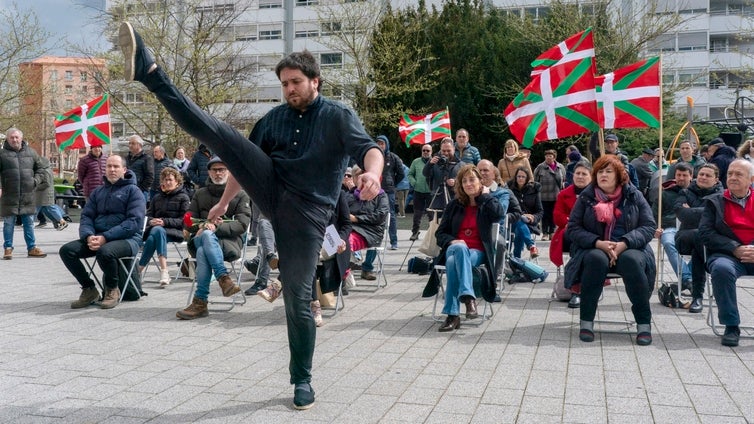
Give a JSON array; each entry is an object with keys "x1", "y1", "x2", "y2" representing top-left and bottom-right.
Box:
[
  {"x1": 380, "y1": 402, "x2": 433, "y2": 422},
  {"x1": 318, "y1": 383, "x2": 364, "y2": 404},
  {"x1": 473, "y1": 404, "x2": 518, "y2": 423},
  {"x1": 515, "y1": 412, "x2": 562, "y2": 423},
  {"x1": 480, "y1": 386, "x2": 523, "y2": 406},
  {"x1": 698, "y1": 415, "x2": 749, "y2": 424},
  {"x1": 730, "y1": 390, "x2": 754, "y2": 422},
  {"x1": 605, "y1": 371, "x2": 650, "y2": 398},
  {"x1": 607, "y1": 412, "x2": 656, "y2": 423},
  {"x1": 564, "y1": 388, "x2": 606, "y2": 406},
  {"x1": 423, "y1": 410, "x2": 473, "y2": 424},
  {"x1": 678, "y1": 360, "x2": 719, "y2": 385},
  {"x1": 643, "y1": 379, "x2": 693, "y2": 408},
  {"x1": 651, "y1": 405, "x2": 699, "y2": 423},
  {"x1": 562, "y1": 404, "x2": 607, "y2": 423},
  {"x1": 336, "y1": 393, "x2": 397, "y2": 422},
  {"x1": 444, "y1": 379, "x2": 486, "y2": 398},
  {"x1": 688, "y1": 384, "x2": 742, "y2": 416},
  {"x1": 397, "y1": 386, "x2": 445, "y2": 405},
  {"x1": 607, "y1": 395, "x2": 651, "y2": 417},
  {"x1": 433, "y1": 394, "x2": 479, "y2": 415},
  {"x1": 520, "y1": 395, "x2": 563, "y2": 415},
  {"x1": 366, "y1": 375, "x2": 412, "y2": 396},
  {"x1": 524, "y1": 369, "x2": 566, "y2": 397},
  {"x1": 412, "y1": 372, "x2": 454, "y2": 390}
]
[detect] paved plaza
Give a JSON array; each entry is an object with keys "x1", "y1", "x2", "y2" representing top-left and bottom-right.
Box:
[{"x1": 2, "y1": 222, "x2": 754, "y2": 423}]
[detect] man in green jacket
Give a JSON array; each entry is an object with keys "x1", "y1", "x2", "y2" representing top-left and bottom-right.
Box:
[{"x1": 408, "y1": 144, "x2": 433, "y2": 241}]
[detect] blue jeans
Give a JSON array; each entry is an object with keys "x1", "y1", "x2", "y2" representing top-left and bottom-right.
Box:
[
  {"x1": 3, "y1": 214, "x2": 36, "y2": 250},
  {"x1": 661, "y1": 228, "x2": 691, "y2": 282},
  {"x1": 37, "y1": 205, "x2": 64, "y2": 222},
  {"x1": 193, "y1": 230, "x2": 228, "y2": 301},
  {"x1": 708, "y1": 254, "x2": 754, "y2": 326},
  {"x1": 442, "y1": 243, "x2": 484, "y2": 316},
  {"x1": 362, "y1": 249, "x2": 377, "y2": 272},
  {"x1": 139, "y1": 226, "x2": 168, "y2": 266},
  {"x1": 512, "y1": 220, "x2": 534, "y2": 258},
  {"x1": 387, "y1": 191, "x2": 397, "y2": 247}
]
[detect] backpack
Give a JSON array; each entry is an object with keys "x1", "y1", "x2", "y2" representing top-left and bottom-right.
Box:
[
  {"x1": 550, "y1": 267, "x2": 572, "y2": 301},
  {"x1": 658, "y1": 283, "x2": 687, "y2": 308},
  {"x1": 507, "y1": 256, "x2": 549, "y2": 284},
  {"x1": 472, "y1": 263, "x2": 496, "y2": 303},
  {"x1": 407, "y1": 256, "x2": 434, "y2": 275}
]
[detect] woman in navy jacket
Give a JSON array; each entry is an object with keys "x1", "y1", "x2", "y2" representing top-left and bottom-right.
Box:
[
  {"x1": 565, "y1": 155, "x2": 656, "y2": 346},
  {"x1": 434, "y1": 165, "x2": 504, "y2": 332}
]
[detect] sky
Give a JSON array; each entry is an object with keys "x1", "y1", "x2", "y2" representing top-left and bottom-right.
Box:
[{"x1": 3, "y1": 0, "x2": 109, "y2": 56}]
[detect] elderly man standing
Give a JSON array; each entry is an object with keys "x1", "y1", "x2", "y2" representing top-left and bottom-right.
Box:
[
  {"x1": 408, "y1": 144, "x2": 432, "y2": 241},
  {"x1": 126, "y1": 134, "x2": 154, "y2": 202},
  {"x1": 150, "y1": 145, "x2": 172, "y2": 200},
  {"x1": 0, "y1": 128, "x2": 47, "y2": 259},
  {"x1": 60, "y1": 155, "x2": 146, "y2": 309},
  {"x1": 699, "y1": 159, "x2": 754, "y2": 347}
]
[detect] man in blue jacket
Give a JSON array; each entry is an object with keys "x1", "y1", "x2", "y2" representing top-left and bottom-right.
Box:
[{"x1": 60, "y1": 155, "x2": 146, "y2": 310}]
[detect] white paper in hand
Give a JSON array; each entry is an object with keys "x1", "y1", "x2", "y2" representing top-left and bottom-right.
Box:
[{"x1": 322, "y1": 224, "x2": 343, "y2": 257}]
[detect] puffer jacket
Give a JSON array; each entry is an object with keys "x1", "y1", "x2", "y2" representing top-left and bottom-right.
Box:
[
  {"x1": 34, "y1": 157, "x2": 55, "y2": 207},
  {"x1": 127, "y1": 150, "x2": 154, "y2": 192},
  {"x1": 187, "y1": 146, "x2": 211, "y2": 188},
  {"x1": 345, "y1": 188, "x2": 388, "y2": 247},
  {"x1": 186, "y1": 180, "x2": 251, "y2": 262},
  {"x1": 77, "y1": 150, "x2": 107, "y2": 197},
  {"x1": 146, "y1": 185, "x2": 191, "y2": 241},
  {"x1": 564, "y1": 183, "x2": 656, "y2": 289},
  {"x1": 79, "y1": 170, "x2": 146, "y2": 250},
  {"x1": 151, "y1": 156, "x2": 173, "y2": 192},
  {"x1": 0, "y1": 140, "x2": 45, "y2": 216},
  {"x1": 508, "y1": 180, "x2": 544, "y2": 234},
  {"x1": 674, "y1": 180, "x2": 723, "y2": 231}
]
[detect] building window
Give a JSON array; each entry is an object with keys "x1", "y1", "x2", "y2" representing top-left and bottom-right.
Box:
[
  {"x1": 524, "y1": 6, "x2": 549, "y2": 22},
  {"x1": 65, "y1": 85, "x2": 73, "y2": 94},
  {"x1": 320, "y1": 52, "x2": 343, "y2": 68},
  {"x1": 677, "y1": 69, "x2": 707, "y2": 87},
  {"x1": 295, "y1": 21, "x2": 319, "y2": 38},
  {"x1": 80, "y1": 85, "x2": 88, "y2": 95},
  {"x1": 65, "y1": 70, "x2": 73, "y2": 80},
  {"x1": 321, "y1": 21, "x2": 342, "y2": 36},
  {"x1": 124, "y1": 93, "x2": 145, "y2": 103},
  {"x1": 50, "y1": 70, "x2": 58, "y2": 80},
  {"x1": 80, "y1": 72, "x2": 87, "y2": 82},
  {"x1": 677, "y1": 31, "x2": 707, "y2": 51},
  {"x1": 259, "y1": 29, "x2": 282, "y2": 40},
  {"x1": 257, "y1": 86, "x2": 281, "y2": 102},
  {"x1": 296, "y1": 0, "x2": 318, "y2": 5},
  {"x1": 648, "y1": 34, "x2": 675, "y2": 52},
  {"x1": 65, "y1": 99, "x2": 73, "y2": 109},
  {"x1": 112, "y1": 122, "x2": 125, "y2": 137},
  {"x1": 258, "y1": 0, "x2": 282, "y2": 8},
  {"x1": 234, "y1": 24, "x2": 258, "y2": 41}
]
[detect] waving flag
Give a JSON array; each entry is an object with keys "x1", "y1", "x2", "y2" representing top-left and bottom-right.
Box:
[
  {"x1": 505, "y1": 31, "x2": 599, "y2": 147},
  {"x1": 399, "y1": 108, "x2": 451, "y2": 146},
  {"x1": 530, "y1": 28, "x2": 594, "y2": 77},
  {"x1": 54, "y1": 94, "x2": 111, "y2": 151},
  {"x1": 596, "y1": 57, "x2": 661, "y2": 129}
]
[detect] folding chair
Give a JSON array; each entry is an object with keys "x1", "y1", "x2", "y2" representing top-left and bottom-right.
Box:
[
  {"x1": 592, "y1": 273, "x2": 635, "y2": 334},
  {"x1": 704, "y1": 247, "x2": 754, "y2": 338},
  {"x1": 431, "y1": 222, "x2": 500, "y2": 324},
  {"x1": 185, "y1": 220, "x2": 251, "y2": 312},
  {"x1": 142, "y1": 239, "x2": 190, "y2": 282},
  {"x1": 87, "y1": 217, "x2": 147, "y2": 302},
  {"x1": 352, "y1": 212, "x2": 390, "y2": 292}
]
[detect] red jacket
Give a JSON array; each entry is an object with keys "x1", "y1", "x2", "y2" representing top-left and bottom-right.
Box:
[{"x1": 550, "y1": 185, "x2": 579, "y2": 267}]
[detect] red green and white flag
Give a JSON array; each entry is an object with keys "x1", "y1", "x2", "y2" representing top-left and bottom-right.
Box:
[
  {"x1": 530, "y1": 28, "x2": 594, "y2": 77},
  {"x1": 505, "y1": 32, "x2": 599, "y2": 147},
  {"x1": 596, "y1": 56, "x2": 661, "y2": 129},
  {"x1": 399, "y1": 108, "x2": 452, "y2": 146},
  {"x1": 54, "y1": 94, "x2": 111, "y2": 151}
]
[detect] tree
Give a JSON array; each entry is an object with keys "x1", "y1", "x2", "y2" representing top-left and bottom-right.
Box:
[
  {"x1": 0, "y1": 4, "x2": 53, "y2": 130},
  {"x1": 104, "y1": 0, "x2": 262, "y2": 155}
]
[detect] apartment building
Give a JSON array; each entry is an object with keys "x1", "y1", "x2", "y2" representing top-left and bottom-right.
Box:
[{"x1": 18, "y1": 56, "x2": 108, "y2": 169}]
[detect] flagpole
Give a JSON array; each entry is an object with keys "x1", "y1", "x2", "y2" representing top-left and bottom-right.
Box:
[
  {"x1": 655, "y1": 54, "x2": 665, "y2": 291},
  {"x1": 598, "y1": 128, "x2": 605, "y2": 156}
]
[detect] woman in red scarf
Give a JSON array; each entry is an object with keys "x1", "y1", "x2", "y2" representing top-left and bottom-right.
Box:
[{"x1": 565, "y1": 156, "x2": 656, "y2": 345}]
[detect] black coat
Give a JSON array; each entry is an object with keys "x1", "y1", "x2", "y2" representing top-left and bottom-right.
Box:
[
  {"x1": 564, "y1": 183, "x2": 656, "y2": 289},
  {"x1": 509, "y1": 181, "x2": 543, "y2": 234},
  {"x1": 146, "y1": 185, "x2": 191, "y2": 241},
  {"x1": 346, "y1": 188, "x2": 389, "y2": 247},
  {"x1": 432, "y1": 193, "x2": 504, "y2": 302},
  {"x1": 674, "y1": 181, "x2": 723, "y2": 231},
  {"x1": 318, "y1": 191, "x2": 352, "y2": 293},
  {"x1": 127, "y1": 150, "x2": 154, "y2": 192},
  {"x1": 423, "y1": 158, "x2": 462, "y2": 210}
]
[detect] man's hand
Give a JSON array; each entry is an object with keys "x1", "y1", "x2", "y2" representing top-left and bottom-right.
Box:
[
  {"x1": 654, "y1": 228, "x2": 663, "y2": 238},
  {"x1": 734, "y1": 245, "x2": 754, "y2": 263},
  {"x1": 428, "y1": 155, "x2": 440, "y2": 165},
  {"x1": 357, "y1": 171, "x2": 381, "y2": 201},
  {"x1": 87, "y1": 235, "x2": 106, "y2": 252},
  {"x1": 149, "y1": 218, "x2": 164, "y2": 227}
]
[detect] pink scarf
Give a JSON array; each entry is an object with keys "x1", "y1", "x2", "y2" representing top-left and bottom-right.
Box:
[{"x1": 593, "y1": 185, "x2": 623, "y2": 241}]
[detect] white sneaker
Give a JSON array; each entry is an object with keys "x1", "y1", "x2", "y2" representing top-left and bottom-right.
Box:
[
  {"x1": 344, "y1": 272, "x2": 356, "y2": 289},
  {"x1": 311, "y1": 300, "x2": 323, "y2": 327},
  {"x1": 159, "y1": 269, "x2": 171, "y2": 287}
]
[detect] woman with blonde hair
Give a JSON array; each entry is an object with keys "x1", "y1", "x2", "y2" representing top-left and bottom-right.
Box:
[
  {"x1": 497, "y1": 139, "x2": 532, "y2": 184},
  {"x1": 737, "y1": 138, "x2": 754, "y2": 165}
]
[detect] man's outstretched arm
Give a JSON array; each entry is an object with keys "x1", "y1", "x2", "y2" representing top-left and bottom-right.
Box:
[
  {"x1": 358, "y1": 147, "x2": 384, "y2": 201},
  {"x1": 208, "y1": 173, "x2": 241, "y2": 221}
]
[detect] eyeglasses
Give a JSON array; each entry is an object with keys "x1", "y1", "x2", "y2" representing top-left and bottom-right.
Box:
[
  {"x1": 344, "y1": 174, "x2": 352, "y2": 178},
  {"x1": 422, "y1": 149, "x2": 431, "y2": 152},
  {"x1": 209, "y1": 167, "x2": 228, "y2": 173}
]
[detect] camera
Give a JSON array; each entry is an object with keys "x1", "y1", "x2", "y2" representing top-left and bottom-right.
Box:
[{"x1": 436, "y1": 154, "x2": 447, "y2": 165}]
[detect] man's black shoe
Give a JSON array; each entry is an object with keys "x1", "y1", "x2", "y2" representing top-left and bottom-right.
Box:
[
  {"x1": 492, "y1": 294, "x2": 502, "y2": 303},
  {"x1": 722, "y1": 326, "x2": 740, "y2": 347},
  {"x1": 293, "y1": 383, "x2": 315, "y2": 410},
  {"x1": 246, "y1": 237, "x2": 257, "y2": 247},
  {"x1": 243, "y1": 258, "x2": 260, "y2": 275},
  {"x1": 119, "y1": 22, "x2": 155, "y2": 82},
  {"x1": 409, "y1": 231, "x2": 419, "y2": 241},
  {"x1": 689, "y1": 297, "x2": 703, "y2": 313},
  {"x1": 244, "y1": 279, "x2": 267, "y2": 296},
  {"x1": 568, "y1": 295, "x2": 581, "y2": 309}
]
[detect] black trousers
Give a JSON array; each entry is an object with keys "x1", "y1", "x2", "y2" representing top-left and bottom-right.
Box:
[
  {"x1": 541, "y1": 200, "x2": 556, "y2": 235},
  {"x1": 143, "y1": 67, "x2": 328, "y2": 385},
  {"x1": 411, "y1": 191, "x2": 432, "y2": 234},
  {"x1": 60, "y1": 239, "x2": 135, "y2": 289},
  {"x1": 579, "y1": 248, "x2": 652, "y2": 325},
  {"x1": 675, "y1": 229, "x2": 706, "y2": 298}
]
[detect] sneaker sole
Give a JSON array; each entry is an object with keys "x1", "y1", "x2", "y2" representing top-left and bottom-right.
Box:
[
  {"x1": 222, "y1": 285, "x2": 241, "y2": 297},
  {"x1": 257, "y1": 291, "x2": 279, "y2": 303},
  {"x1": 293, "y1": 398, "x2": 315, "y2": 410},
  {"x1": 119, "y1": 22, "x2": 136, "y2": 81}
]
